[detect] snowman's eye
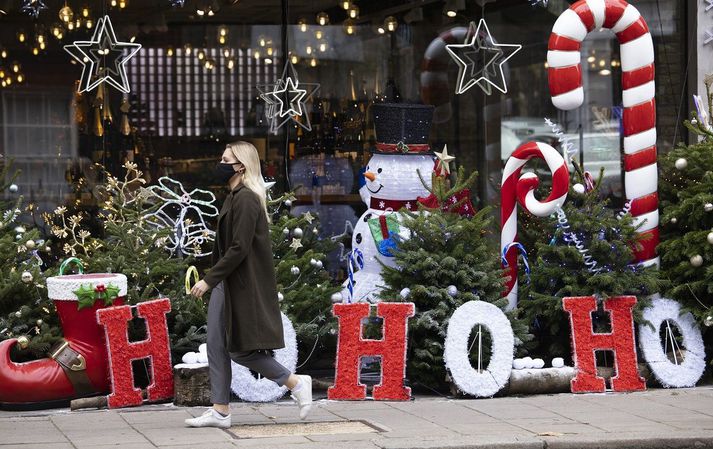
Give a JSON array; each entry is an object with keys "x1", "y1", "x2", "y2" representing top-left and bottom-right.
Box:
[{"x1": 377, "y1": 168, "x2": 383, "y2": 173}]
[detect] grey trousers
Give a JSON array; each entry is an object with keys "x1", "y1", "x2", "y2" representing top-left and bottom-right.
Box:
[{"x1": 207, "y1": 281, "x2": 292, "y2": 404}]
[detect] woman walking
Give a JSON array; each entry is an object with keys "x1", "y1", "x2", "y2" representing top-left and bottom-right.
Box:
[{"x1": 185, "y1": 141, "x2": 312, "y2": 429}]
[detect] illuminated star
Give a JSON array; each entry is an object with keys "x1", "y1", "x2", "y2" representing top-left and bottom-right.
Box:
[
  {"x1": 302, "y1": 211, "x2": 314, "y2": 224},
  {"x1": 446, "y1": 19, "x2": 521, "y2": 95},
  {"x1": 289, "y1": 238, "x2": 303, "y2": 250},
  {"x1": 21, "y1": 0, "x2": 47, "y2": 18},
  {"x1": 256, "y1": 60, "x2": 320, "y2": 133},
  {"x1": 434, "y1": 144, "x2": 456, "y2": 175},
  {"x1": 273, "y1": 77, "x2": 306, "y2": 117},
  {"x1": 64, "y1": 15, "x2": 142, "y2": 93}
]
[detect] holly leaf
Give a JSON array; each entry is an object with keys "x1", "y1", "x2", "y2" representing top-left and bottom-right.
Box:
[
  {"x1": 103, "y1": 283, "x2": 121, "y2": 306},
  {"x1": 74, "y1": 283, "x2": 98, "y2": 310}
]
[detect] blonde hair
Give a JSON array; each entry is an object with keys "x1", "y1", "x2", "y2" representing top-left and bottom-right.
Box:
[{"x1": 226, "y1": 141, "x2": 272, "y2": 224}]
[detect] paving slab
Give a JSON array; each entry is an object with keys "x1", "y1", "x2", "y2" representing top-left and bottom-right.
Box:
[{"x1": 1, "y1": 387, "x2": 713, "y2": 448}]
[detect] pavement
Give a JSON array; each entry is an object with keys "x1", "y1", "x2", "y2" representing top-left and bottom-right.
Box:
[{"x1": 1, "y1": 387, "x2": 713, "y2": 449}]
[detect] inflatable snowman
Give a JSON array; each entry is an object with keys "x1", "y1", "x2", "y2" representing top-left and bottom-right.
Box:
[{"x1": 341, "y1": 104, "x2": 436, "y2": 303}]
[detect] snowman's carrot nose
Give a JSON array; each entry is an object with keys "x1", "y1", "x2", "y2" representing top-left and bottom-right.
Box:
[{"x1": 364, "y1": 172, "x2": 376, "y2": 181}]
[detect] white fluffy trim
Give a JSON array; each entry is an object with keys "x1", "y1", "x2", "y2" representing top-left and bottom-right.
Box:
[
  {"x1": 230, "y1": 312, "x2": 298, "y2": 402},
  {"x1": 638, "y1": 296, "x2": 706, "y2": 388},
  {"x1": 47, "y1": 273, "x2": 128, "y2": 301},
  {"x1": 444, "y1": 300, "x2": 514, "y2": 398}
]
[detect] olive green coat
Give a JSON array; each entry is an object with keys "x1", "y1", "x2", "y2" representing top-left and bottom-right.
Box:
[{"x1": 203, "y1": 183, "x2": 285, "y2": 353}]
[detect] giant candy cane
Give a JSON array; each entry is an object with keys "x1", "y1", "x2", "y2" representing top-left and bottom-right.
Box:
[
  {"x1": 548, "y1": 0, "x2": 659, "y2": 267},
  {"x1": 501, "y1": 141, "x2": 570, "y2": 310}
]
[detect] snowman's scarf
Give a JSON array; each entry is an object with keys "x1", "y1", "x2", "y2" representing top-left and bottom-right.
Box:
[{"x1": 346, "y1": 248, "x2": 364, "y2": 303}]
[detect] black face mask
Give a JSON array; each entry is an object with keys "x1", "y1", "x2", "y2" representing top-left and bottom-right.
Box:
[{"x1": 214, "y1": 162, "x2": 239, "y2": 184}]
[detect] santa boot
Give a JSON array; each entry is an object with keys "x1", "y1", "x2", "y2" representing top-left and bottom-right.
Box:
[{"x1": 0, "y1": 273, "x2": 128, "y2": 409}]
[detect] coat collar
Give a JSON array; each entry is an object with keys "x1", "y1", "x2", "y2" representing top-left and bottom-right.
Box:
[{"x1": 230, "y1": 183, "x2": 246, "y2": 194}]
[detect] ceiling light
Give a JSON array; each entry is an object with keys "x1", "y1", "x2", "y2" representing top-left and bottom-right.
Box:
[{"x1": 316, "y1": 12, "x2": 329, "y2": 26}]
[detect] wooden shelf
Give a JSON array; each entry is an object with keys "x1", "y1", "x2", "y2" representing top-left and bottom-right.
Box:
[{"x1": 293, "y1": 194, "x2": 363, "y2": 205}]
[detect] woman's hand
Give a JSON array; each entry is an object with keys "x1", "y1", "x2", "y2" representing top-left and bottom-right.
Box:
[{"x1": 190, "y1": 279, "x2": 210, "y2": 298}]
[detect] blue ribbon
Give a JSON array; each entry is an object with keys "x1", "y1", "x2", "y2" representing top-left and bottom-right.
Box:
[
  {"x1": 346, "y1": 248, "x2": 364, "y2": 303},
  {"x1": 501, "y1": 242, "x2": 531, "y2": 283}
]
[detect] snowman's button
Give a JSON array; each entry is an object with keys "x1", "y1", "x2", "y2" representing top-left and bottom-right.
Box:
[
  {"x1": 356, "y1": 233, "x2": 362, "y2": 244},
  {"x1": 363, "y1": 213, "x2": 372, "y2": 222}
]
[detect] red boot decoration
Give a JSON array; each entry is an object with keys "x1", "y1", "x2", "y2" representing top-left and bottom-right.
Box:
[{"x1": 0, "y1": 273, "x2": 127, "y2": 409}]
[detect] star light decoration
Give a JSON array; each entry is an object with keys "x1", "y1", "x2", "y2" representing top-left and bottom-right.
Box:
[
  {"x1": 257, "y1": 61, "x2": 320, "y2": 134},
  {"x1": 64, "y1": 15, "x2": 142, "y2": 94},
  {"x1": 21, "y1": 0, "x2": 48, "y2": 18},
  {"x1": 445, "y1": 19, "x2": 521, "y2": 95},
  {"x1": 169, "y1": 0, "x2": 186, "y2": 7},
  {"x1": 529, "y1": 0, "x2": 549, "y2": 7}
]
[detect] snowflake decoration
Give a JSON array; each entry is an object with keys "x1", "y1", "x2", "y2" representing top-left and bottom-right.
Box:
[{"x1": 143, "y1": 177, "x2": 218, "y2": 257}]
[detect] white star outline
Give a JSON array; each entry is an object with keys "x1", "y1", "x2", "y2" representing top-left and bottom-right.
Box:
[
  {"x1": 273, "y1": 77, "x2": 307, "y2": 117},
  {"x1": 256, "y1": 61, "x2": 320, "y2": 134},
  {"x1": 63, "y1": 15, "x2": 141, "y2": 93},
  {"x1": 445, "y1": 19, "x2": 522, "y2": 95}
]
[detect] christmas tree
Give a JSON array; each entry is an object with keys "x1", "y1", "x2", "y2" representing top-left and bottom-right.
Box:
[
  {"x1": 0, "y1": 162, "x2": 59, "y2": 361},
  {"x1": 658, "y1": 76, "x2": 713, "y2": 326},
  {"x1": 269, "y1": 190, "x2": 342, "y2": 370},
  {"x1": 520, "y1": 166, "x2": 662, "y2": 360},
  {"x1": 42, "y1": 162, "x2": 207, "y2": 361},
  {"x1": 379, "y1": 165, "x2": 532, "y2": 392}
]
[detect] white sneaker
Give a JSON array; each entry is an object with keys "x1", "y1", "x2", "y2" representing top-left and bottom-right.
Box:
[
  {"x1": 290, "y1": 374, "x2": 313, "y2": 420},
  {"x1": 184, "y1": 408, "x2": 232, "y2": 429}
]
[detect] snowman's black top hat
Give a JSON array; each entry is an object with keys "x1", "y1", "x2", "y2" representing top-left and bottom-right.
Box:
[{"x1": 372, "y1": 103, "x2": 434, "y2": 154}]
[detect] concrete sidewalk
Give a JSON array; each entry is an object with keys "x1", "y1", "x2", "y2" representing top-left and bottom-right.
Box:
[{"x1": 1, "y1": 387, "x2": 713, "y2": 449}]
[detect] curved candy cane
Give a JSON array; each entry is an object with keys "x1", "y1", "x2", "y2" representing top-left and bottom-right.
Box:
[
  {"x1": 501, "y1": 141, "x2": 570, "y2": 310},
  {"x1": 420, "y1": 27, "x2": 468, "y2": 124},
  {"x1": 547, "y1": 0, "x2": 659, "y2": 267}
]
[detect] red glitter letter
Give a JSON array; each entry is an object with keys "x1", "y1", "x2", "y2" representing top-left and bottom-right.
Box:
[
  {"x1": 562, "y1": 295, "x2": 646, "y2": 393},
  {"x1": 328, "y1": 302, "x2": 415, "y2": 400},
  {"x1": 97, "y1": 298, "x2": 174, "y2": 408}
]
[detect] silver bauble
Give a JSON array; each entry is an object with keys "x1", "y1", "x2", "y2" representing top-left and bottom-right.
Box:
[
  {"x1": 310, "y1": 258, "x2": 317, "y2": 266},
  {"x1": 315, "y1": 260, "x2": 323, "y2": 269},
  {"x1": 708, "y1": 232, "x2": 713, "y2": 245},
  {"x1": 8, "y1": 184, "x2": 18, "y2": 193},
  {"x1": 13, "y1": 226, "x2": 25, "y2": 234},
  {"x1": 284, "y1": 199, "x2": 292, "y2": 207},
  {"x1": 572, "y1": 183, "x2": 585, "y2": 194},
  {"x1": 277, "y1": 292, "x2": 284, "y2": 302},
  {"x1": 331, "y1": 292, "x2": 343, "y2": 303},
  {"x1": 399, "y1": 287, "x2": 411, "y2": 299},
  {"x1": 21, "y1": 271, "x2": 33, "y2": 283},
  {"x1": 690, "y1": 254, "x2": 704, "y2": 267},
  {"x1": 290, "y1": 265, "x2": 300, "y2": 275},
  {"x1": 293, "y1": 227, "x2": 303, "y2": 238},
  {"x1": 283, "y1": 227, "x2": 290, "y2": 235},
  {"x1": 675, "y1": 158, "x2": 688, "y2": 170},
  {"x1": 705, "y1": 316, "x2": 713, "y2": 327},
  {"x1": 447, "y1": 285, "x2": 458, "y2": 297}
]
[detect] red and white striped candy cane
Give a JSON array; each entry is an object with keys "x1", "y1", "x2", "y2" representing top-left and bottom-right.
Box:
[
  {"x1": 547, "y1": 0, "x2": 659, "y2": 267},
  {"x1": 501, "y1": 141, "x2": 570, "y2": 310},
  {"x1": 420, "y1": 27, "x2": 467, "y2": 124}
]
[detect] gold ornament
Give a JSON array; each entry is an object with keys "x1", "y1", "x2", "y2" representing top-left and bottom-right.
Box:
[
  {"x1": 119, "y1": 98, "x2": 131, "y2": 135},
  {"x1": 25, "y1": 239, "x2": 35, "y2": 249},
  {"x1": 93, "y1": 107, "x2": 104, "y2": 136},
  {"x1": 16, "y1": 335, "x2": 29, "y2": 349}
]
